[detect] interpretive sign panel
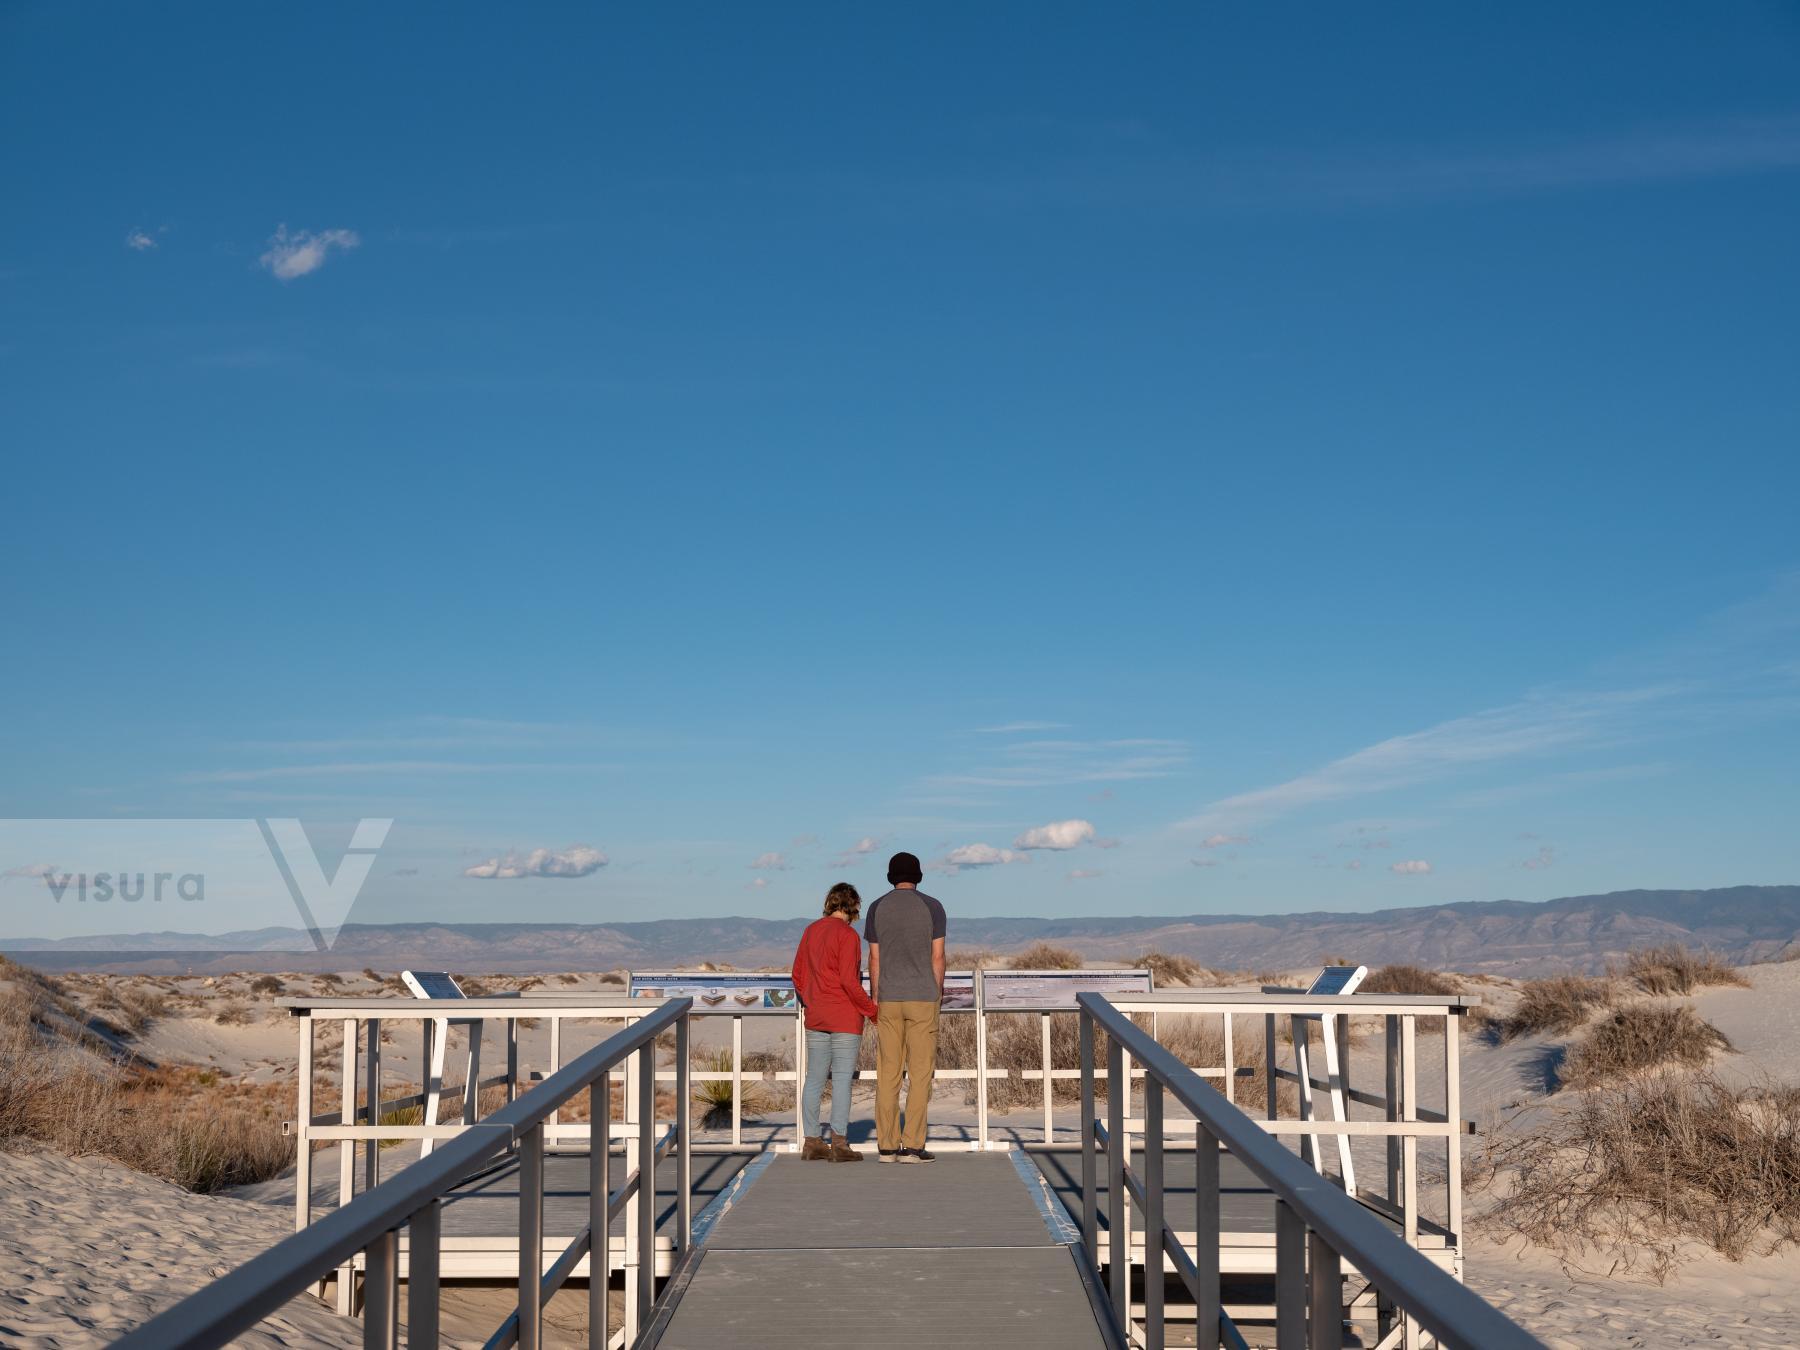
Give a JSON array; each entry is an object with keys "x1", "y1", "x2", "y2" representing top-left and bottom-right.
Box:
[
  {"x1": 628, "y1": 971, "x2": 798, "y2": 1009},
  {"x1": 980, "y1": 968, "x2": 1152, "y2": 1010}
]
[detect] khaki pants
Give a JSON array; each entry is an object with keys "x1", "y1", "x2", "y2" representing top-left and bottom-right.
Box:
[{"x1": 875, "y1": 999, "x2": 939, "y2": 1151}]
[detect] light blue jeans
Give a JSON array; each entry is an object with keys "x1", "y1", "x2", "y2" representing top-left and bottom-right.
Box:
[{"x1": 802, "y1": 1030, "x2": 862, "y2": 1139}]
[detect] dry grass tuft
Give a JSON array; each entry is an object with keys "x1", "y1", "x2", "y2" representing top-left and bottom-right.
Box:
[
  {"x1": 213, "y1": 999, "x2": 252, "y2": 1026},
  {"x1": 1361, "y1": 965, "x2": 1461, "y2": 997},
  {"x1": 1560, "y1": 1004, "x2": 1731, "y2": 1088},
  {"x1": 0, "y1": 996, "x2": 292, "y2": 1193},
  {"x1": 249, "y1": 974, "x2": 285, "y2": 996},
  {"x1": 1134, "y1": 951, "x2": 1203, "y2": 987},
  {"x1": 1620, "y1": 945, "x2": 1749, "y2": 997},
  {"x1": 1497, "y1": 973, "x2": 1616, "y2": 1040},
  {"x1": 1483, "y1": 1071, "x2": 1800, "y2": 1278},
  {"x1": 1007, "y1": 943, "x2": 1084, "y2": 970}
]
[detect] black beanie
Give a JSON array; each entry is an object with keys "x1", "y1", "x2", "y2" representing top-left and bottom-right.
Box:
[{"x1": 887, "y1": 851, "x2": 923, "y2": 886}]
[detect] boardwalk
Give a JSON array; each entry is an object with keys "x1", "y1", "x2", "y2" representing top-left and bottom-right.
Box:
[{"x1": 642, "y1": 1153, "x2": 1118, "y2": 1350}]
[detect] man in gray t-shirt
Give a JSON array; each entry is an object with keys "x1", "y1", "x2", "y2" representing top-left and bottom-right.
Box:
[{"x1": 864, "y1": 851, "x2": 948, "y2": 1161}]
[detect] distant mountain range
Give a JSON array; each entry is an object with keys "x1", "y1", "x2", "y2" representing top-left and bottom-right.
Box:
[{"x1": 6, "y1": 885, "x2": 1798, "y2": 977}]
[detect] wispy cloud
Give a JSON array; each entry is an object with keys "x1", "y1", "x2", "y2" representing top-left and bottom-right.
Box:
[
  {"x1": 973, "y1": 720, "x2": 1069, "y2": 734},
  {"x1": 1198, "y1": 832, "x2": 1248, "y2": 849},
  {"x1": 180, "y1": 760, "x2": 596, "y2": 783},
  {"x1": 464, "y1": 845, "x2": 608, "y2": 880},
  {"x1": 1189, "y1": 857, "x2": 1220, "y2": 869},
  {"x1": 749, "y1": 851, "x2": 789, "y2": 871},
  {"x1": 259, "y1": 225, "x2": 360, "y2": 281},
  {"x1": 1180, "y1": 686, "x2": 1676, "y2": 834},
  {"x1": 125, "y1": 227, "x2": 161, "y2": 251},
  {"x1": 1067, "y1": 868, "x2": 1102, "y2": 881},
  {"x1": 1390, "y1": 860, "x2": 1431, "y2": 876},
  {"x1": 932, "y1": 737, "x2": 1187, "y2": 790},
  {"x1": 1521, "y1": 845, "x2": 1556, "y2": 871},
  {"x1": 1014, "y1": 819, "x2": 1096, "y2": 851}
]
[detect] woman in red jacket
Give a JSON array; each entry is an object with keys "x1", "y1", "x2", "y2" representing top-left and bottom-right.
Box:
[{"x1": 791, "y1": 882, "x2": 880, "y2": 1161}]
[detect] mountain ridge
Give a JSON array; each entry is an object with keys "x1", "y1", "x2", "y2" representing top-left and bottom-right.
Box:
[{"x1": 6, "y1": 884, "x2": 1797, "y2": 977}]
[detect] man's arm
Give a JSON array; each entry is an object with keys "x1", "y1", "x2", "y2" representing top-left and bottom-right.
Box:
[
  {"x1": 931, "y1": 937, "x2": 946, "y2": 997},
  {"x1": 868, "y1": 944, "x2": 880, "y2": 1002}
]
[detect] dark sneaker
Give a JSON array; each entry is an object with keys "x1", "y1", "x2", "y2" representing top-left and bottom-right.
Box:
[
  {"x1": 898, "y1": 1147, "x2": 936, "y2": 1164},
  {"x1": 877, "y1": 1148, "x2": 899, "y2": 1164},
  {"x1": 801, "y1": 1136, "x2": 831, "y2": 1161}
]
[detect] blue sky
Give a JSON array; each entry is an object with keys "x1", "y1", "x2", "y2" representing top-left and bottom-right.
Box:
[{"x1": 3, "y1": 4, "x2": 1798, "y2": 937}]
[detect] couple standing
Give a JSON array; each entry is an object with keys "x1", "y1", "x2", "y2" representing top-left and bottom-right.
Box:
[{"x1": 789, "y1": 850, "x2": 946, "y2": 1163}]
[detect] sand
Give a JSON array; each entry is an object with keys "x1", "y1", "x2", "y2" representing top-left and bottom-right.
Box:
[{"x1": 4, "y1": 962, "x2": 1799, "y2": 1346}]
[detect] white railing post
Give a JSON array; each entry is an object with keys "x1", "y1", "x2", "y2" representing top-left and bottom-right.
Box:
[
  {"x1": 636, "y1": 1041, "x2": 655, "y2": 1332},
  {"x1": 731, "y1": 1014, "x2": 743, "y2": 1148},
  {"x1": 519, "y1": 1123, "x2": 544, "y2": 1350},
  {"x1": 1079, "y1": 1008, "x2": 1097, "y2": 1269}
]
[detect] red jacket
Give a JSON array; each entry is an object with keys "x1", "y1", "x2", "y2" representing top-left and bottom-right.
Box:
[{"x1": 791, "y1": 916, "x2": 879, "y2": 1033}]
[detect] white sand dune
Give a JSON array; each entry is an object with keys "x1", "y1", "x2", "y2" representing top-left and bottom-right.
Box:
[{"x1": 4, "y1": 962, "x2": 1798, "y2": 1346}]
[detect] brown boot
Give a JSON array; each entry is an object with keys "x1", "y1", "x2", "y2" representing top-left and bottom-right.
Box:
[
  {"x1": 828, "y1": 1139, "x2": 863, "y2": 1162},
  {"x1": 801, "y1": 1136, "x2": 831, "y2": 1161}
]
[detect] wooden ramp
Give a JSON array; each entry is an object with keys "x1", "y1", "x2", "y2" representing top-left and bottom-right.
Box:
[{"x1": 643, "y1": 1153, "x2": 1121, "y2": 1350}]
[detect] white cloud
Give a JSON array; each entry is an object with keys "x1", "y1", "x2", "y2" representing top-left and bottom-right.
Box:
[
  {"x1": 259, "y1": 225, "x2": 360, "y2": 281},
  {"x1": 974, "y1": 721, "x2": 1070, "y2": 734},
  {"x1": 1199, "y1": 832, "x2": 1248, "y2": 849},
  {"x1": 748, "y1": 877, "x2": 771, "y2": 890},
  {"x1": 830, "y1": 835, "x2": 882, "y2": 866},
  {"x1": 749, "y1": 851, "x2": 789, "y2": 871},
  {"x1": 125, "y1": 228, "x2": 158, "y2": 251},
  {"x1": 1390, "y1": 859, "x2": 1432, "y2": 875},
  {"x1": 1521, "y1": 845, "x2": 1556, "y2": 871},
  {"x1": 1067, "y1": 868, "x2": 1102, "y2": 880},
  {"x1": 938, "y1": 843, "x2": 1028, "y2": 872},
  {"x1": 3, "y1": 862, "x2": 56, "y2": 883},
  {"x1": 1013, "y1": 819, "x2": 1096, "y2": 851},
  {"x1": 464, "y1": 845, "x2": 608, "y2": 880}
]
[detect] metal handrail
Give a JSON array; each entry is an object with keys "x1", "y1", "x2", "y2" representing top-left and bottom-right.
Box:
[
  {"x1": 115, "y1": 997, "x2": 694, "y2": 1350},
  {"x1": 1075, "y1": 993, "x2": 1541, "y2": 1350}
]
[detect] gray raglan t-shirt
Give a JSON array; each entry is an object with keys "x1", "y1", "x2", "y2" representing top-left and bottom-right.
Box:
[{"x1": 863, "y1": 887, "x2": 947, "y2": 1003}]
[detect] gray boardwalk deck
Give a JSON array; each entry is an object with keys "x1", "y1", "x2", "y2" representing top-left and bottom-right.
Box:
[{"x1": 647, "y1": 1154, "x2": 1117, "y2": 1350}]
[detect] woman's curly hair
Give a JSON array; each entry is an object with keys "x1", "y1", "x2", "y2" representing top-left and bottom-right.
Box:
[{"x1": 823, "y1": 882, "x2": 861, "y2": 920}]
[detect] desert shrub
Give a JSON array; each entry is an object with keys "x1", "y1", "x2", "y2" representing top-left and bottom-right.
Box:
[
  {"x1": 600, "y1": 971, "x2": 626, "y2": 985},
  {"x1": 1560, "y1": 1004, "x2": 1731, "y2": 1088},
  {"x1": 1620, "y1": 945, "x2": 1749, "y2": 997},
  {"x1": 558, "y1": 973, "x2": 580, "y2": 985},
  {"x1": 947, "y1": 949, "x2": 1001, "y2": 970},
  {"x1": 692, "y1": 1047, "x2": 764, "y2": 1125},
  {"x1": 1361, "y1": 965, "x2": 1461, "y2": 997},
  {"x1": 1498, "y1": 974, "x2": 1616, "y2": 1040},
  {"x1": 314, "y1": 972, "x2": 343, "y2": 988},
  {"x1": 112, "y1": 988, "x2": 169, "y2": 1035},
  {"x1": 1484, "y1": 1072, "x2": 1800, "y2": 1278},
  {"x1": 1007, "y1": 943, "x2": 1084, "y2": 971},
  {"x1": 1134, "y1": 952, "x2": 1202, "y2": 987},
  {"x1": 739, "y1": 1050, "x2": 795, "y2": 1111},
  {"x1": 213, "y1": 1000, "x2": 252, "y2": 1026},
  {"x1": 454, "y1": 975, "x2": 492, "y2": 997},
  {"x1": 249, "y1": 974, "x2": 285, "y2": 996}
]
